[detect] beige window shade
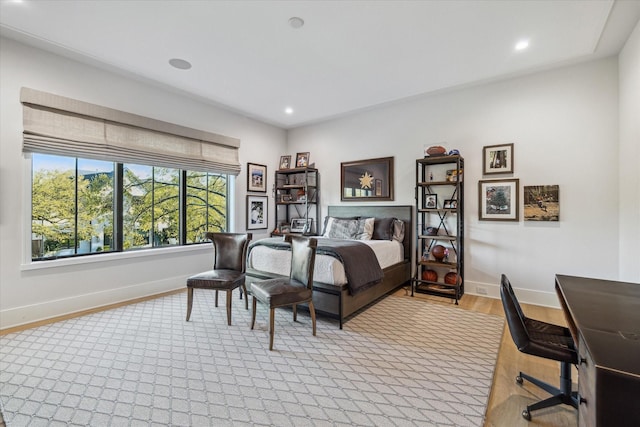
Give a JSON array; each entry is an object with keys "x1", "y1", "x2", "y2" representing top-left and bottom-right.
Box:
[{"x1": 21, "y1": 87, "x2": 241, "y2": 175}]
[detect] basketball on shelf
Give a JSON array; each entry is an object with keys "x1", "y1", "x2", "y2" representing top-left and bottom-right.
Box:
[
  {"x1": 444, "y1": 272, "x2": 458, "y2": 285},
  {"x1": 422, "y1": 269, "x2": 438, "y2": 282},
  {"x1": 431, "y1": 245, "x2": 446, "y2": 261}
]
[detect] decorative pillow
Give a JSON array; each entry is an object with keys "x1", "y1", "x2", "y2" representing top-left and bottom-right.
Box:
[
  {"x1": 322, "y1": 217, "x2": 360, "y2": 239},
  {"x1": 321, "y1": 216, "x2": 358, "y2": 236},
  {"x1": 372, "y1": 217, "x2": 394, "y2": 240},
  {"x1": 392, "y1": 219, "x2": 405, "y2": 242},
  {"x1": 354, "y1": 217, "x2": 375, "y2": 240}
]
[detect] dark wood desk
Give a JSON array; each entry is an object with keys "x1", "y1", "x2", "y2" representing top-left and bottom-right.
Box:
[{"x1": 555, "y1": 274, "x2": 640, "y2": 427}]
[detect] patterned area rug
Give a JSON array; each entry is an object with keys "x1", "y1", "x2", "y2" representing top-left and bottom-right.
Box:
[{"x1": 1, "y1": 292, "x2": 503, "y2": 426}]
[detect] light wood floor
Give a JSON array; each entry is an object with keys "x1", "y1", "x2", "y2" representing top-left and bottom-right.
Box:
[
  {"x1": 2, "y1": 288, "x2": 578, "y2": 427},
  {"x1": 394, "y1": 287, "x2": 578, "y2": 427}
]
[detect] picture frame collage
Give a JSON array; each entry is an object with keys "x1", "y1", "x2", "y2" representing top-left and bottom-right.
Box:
[{"x1": 480, "y1": 143, "x2": 559, "y2": 222}]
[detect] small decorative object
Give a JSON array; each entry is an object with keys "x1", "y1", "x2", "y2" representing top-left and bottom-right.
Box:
[
  {"x1": 279, "y1": 155, "x2": 291, "y2": 170},
  {"x1": 444, "y1": 272, "x2": 458, "y2": 285},
  {"x1": 431, "y1": 244, "x2": 446, "y2": 261},
  {"x1": 426, "y1": 145, "x2": 447, "y2": 156},
  {"x1": 524, "y1": 185, "x2": 559, "y2": 221},
  {"x1": 448, "y1": 149, "x2": 460, "y2": 156},
  {"x1": 429, "y1": 171, "x2": 433, "y2": 181},
  {"x1": 281, "y1": 194, "x2": 293, "y2": 202},
  {"x1": 422, "y1": 269, "x2": 438, "y2": 282},
  {"x1": 483, "y1": 143, "x2": 514, "y2": 175},
  {"x1": 296, "y1": 152, "x2": 310, "y2": 168},
  {"x1": 247, "y1": 163, "x2": 267, "y2": 192},
  {"x1": 425, "y1": 226, "x2": 438, "y2": 236}
]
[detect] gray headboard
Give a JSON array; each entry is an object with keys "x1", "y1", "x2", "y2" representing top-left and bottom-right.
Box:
[{"x1": 327, "y1": 205, "x2": 413, "y2": 261}]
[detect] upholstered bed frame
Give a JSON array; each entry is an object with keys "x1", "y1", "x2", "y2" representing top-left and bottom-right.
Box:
[{"x1": 247, "y1": 205, "x2": 413, "y2": 328}]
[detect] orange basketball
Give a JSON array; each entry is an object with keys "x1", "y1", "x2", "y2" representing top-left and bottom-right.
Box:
[
  {"x1": 422, "y1": 269, "x2": 438, "y2": 282},
  {"x1": 431, "y1": 245, "x2": 446, "y2": 261},
  {"x1": 444, "y1": 272, "x2": 458, "y2": 285}
]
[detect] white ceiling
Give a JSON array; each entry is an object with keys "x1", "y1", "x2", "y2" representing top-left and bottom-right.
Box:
[{"x1": 1, "y1": 0, "x2": 639, "y2": 129}]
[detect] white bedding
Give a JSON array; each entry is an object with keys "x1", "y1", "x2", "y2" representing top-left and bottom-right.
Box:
[{"x1": 247, "y1": 239, "x2": 403, "y2": 285}]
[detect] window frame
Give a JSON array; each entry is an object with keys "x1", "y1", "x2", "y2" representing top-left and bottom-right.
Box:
[{"x1": 25, "y1": 153, "x2": 233, "y2": 266}]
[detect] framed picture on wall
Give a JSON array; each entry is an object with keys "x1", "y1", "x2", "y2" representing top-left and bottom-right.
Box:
[
  {"x1": 341, "y1": 156, "x2": 394, "y2": 201},
  {"x1": 479, "y1": 178, "x2": 519, "y2": 221},
  {"x1": 247, "y1": 195, "x2": 268, "y2": 229},
  {"x1": 483, "y1": 143, "x2": 514, "y2": 175},
  {"x1": 523, "y1": 185, "x2": 559, "y2": 221},
  {"x1": 247, "y1": 162, "x2": 267, "y2": 192}
]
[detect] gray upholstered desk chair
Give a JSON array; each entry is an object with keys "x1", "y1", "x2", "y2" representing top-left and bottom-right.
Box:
[
  {"x1": 249, "y1": 235, "x2": 317, "y2": 351},
  {"x1": 500, "y1": 274, "x2": 579, "y2": 421},
  {"x1": 186, "y1": 232, "x2": 252, "y2": 325}
]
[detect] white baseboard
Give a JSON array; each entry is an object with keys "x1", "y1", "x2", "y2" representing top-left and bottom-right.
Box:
[
  {"x1": 0, "y1": 276, "x2": 185, "y2": 331},
  {"x1": 464, "y1": 279, "x2": 561, "y2": 309}
]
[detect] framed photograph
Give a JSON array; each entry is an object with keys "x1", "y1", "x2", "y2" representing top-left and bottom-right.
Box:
[
  {"x1": 290, "y1": 218, "x2": 313, "y2": 233},
  {"x1": 479, "y1": 179, "x2": 519, "y2": 221},
  {"x1": 280, "y1": 193, "x2": 293, "y2": 203},
  {"x1": 524, "y1": 185, "x2": 559, "y2": 221},
  {"x1": 247, "y1": 195, "x2": 268, "y2": 229},
  {"x1": 444, "y1": 199, "x2": 457, "y2": 209},
  {"x1": 280, "y1": 224, "x2": 291, "y2": 234},
  {"x1": 425, "y1": 194, "x2": 438, "y2": 209},
  {"x1": 483, "y1": 143, "x2": 514, "y2": 175},
  {"x1": 279, "y1": 155, "x2": 291, "y2": 170},
  {"x1": 247, "y1": 162, "x2": 267, "y2": 192},
  {"x1": 295, "y1": 152, "x2": 310, "y2": 168},
  {"x1": 341, "y1": 156, "x2": 394, "y2": 201}
]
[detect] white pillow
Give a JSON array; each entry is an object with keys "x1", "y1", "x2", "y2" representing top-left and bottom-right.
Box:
[{"x1": 354, "y1": 217, "x2": 375, "y2": 240}]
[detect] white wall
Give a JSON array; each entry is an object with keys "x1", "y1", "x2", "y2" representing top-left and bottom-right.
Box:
[
  {"x1": 0, "y1": 37, "x2": 286, "y2": 329},
  {"x1": 289, "y1": 57, "x2": 627, "y2": 306},
  {"x1": 618, "y1": 21, "x2": 640, "y2": 283}
]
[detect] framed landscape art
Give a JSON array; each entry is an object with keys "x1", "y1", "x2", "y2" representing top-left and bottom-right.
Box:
[
  {"x1": 524, "y1": 185, "x2": 559, "y2": 221},
  {"x1": 247, "y1": 162, "x2": 267, "y2": 192}
]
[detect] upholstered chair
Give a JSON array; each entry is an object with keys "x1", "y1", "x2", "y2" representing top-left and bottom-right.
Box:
[
  {"x1": 249, "y1": 235, "x2": 317, "y2": 350},
  {"x1": 500, "y1": 274, "x2": 579, "y2": 421},
  {"x1": 186, "y1": 232, "x2": 252, "y2": 325}
]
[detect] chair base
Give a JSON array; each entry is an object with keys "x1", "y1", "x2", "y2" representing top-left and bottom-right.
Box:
[{"x1": 517, "y1": 361, "x2": 578, "y2": 421}]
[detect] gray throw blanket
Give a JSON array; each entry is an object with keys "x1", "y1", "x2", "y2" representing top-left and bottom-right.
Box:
[{"x1": 249, "y1": 237, "x2": 383, "y2": 295}]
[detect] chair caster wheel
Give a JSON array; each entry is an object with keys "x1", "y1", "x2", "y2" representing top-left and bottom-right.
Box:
[
  {"x1": 516, "y1": 375, "x2": 523, "y2": 385},
  {"x1": 522, "y1": 409, "x2": 531, "y2": 421}
]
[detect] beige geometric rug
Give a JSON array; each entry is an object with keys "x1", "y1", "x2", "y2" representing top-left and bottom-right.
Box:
[{"x1": 0, "y1": 292, "x2": 503, "y2": 426}]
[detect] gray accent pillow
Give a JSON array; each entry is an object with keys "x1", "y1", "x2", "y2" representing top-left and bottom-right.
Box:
[
  {"x1": 392, "y1": 219, "x2": 405, "y2": 242},
  {"x1": 321, "y1": 216, "x2": 358, "y2": 236},
  {"x1": 354, "y1": 217, "x2": 375, "y2": 240},
  {"x1": 372, "y1": 217, "x2": 394, "y2": 240}
]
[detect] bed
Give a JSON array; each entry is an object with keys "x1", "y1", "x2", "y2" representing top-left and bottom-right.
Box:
[{"x1": 246, "y1": 205, "x2": 413, "y2": 328}]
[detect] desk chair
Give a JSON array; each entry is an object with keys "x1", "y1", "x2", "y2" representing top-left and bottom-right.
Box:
[
  {"x1": 186, "y1": 232, "x2": 252, "y2": 325},
  {"x1": 250, "y1": 235, "x2": 317, "y2": 351},
  {"x1": 500, "y1": 274, "x2": 579, "y2": 421}
]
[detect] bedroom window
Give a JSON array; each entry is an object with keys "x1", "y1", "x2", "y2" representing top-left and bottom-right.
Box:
[{"x1": 31, "y1": 153, "x2": 229, "y2": 260}]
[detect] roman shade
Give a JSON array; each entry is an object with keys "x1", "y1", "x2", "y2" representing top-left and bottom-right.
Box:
[{"x1": 21, "y1": 87, "x2": 241, "y2": 175}]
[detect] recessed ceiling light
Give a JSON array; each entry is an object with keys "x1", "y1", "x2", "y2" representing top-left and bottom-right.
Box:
[
  {"x1": 285, "y1": 107, "x2": 294, "y2": 115},
  {"x1": 169, "y1": 58, "x2": 192, "y2": 70},
  {"x1": 515, "y1": 40, "x2": 529, "y2": 51},
  {"x1": 288, "y1": 17, "x2": 304, "y2": 29}
]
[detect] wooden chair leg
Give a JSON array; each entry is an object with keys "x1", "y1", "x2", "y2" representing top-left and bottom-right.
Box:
[
  {"x1": 226, "y1": 290, "x2": 232, "y2": 325},
  {"x1": 241, "y1": 283, "x2": 249, "y2": 310},
  {"x1": 293, "y1": 304, "x2": 297, "y2": 322},
  {"x1": 309, "y1": 300, "x2": 316, "y2": 336},
  {"x1": 269, "y1": 308, "x2": 275, "y2": 351},
  {"x1": 215, "y1": 290, "x2": 219, "y2": 307},
  {"x1": 186, "y1": 288, "x2": 194, "y2": 321},
  {"x1": 251, "y1": 297, "x2": 257, "y2": 330}
]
